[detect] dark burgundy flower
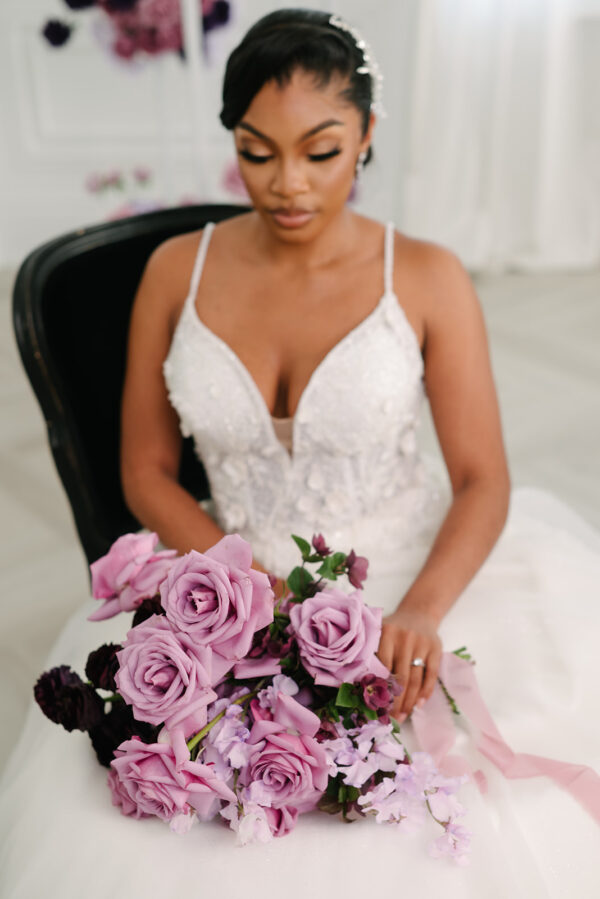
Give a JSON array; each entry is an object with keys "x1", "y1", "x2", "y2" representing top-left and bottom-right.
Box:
[
  {"x1": 203, "y1": 0, "x2": 230, "y2": 31},
  {"x1": 88, "y1": 701, "x2": 158, "y2": 767},
  {"x1": 102, "y1": 0, "x2": 139, "y2": 11},
  {"x1": 41, "y1": 20, "x2": 72, "y2": 47},
  {"x1": 131, "y1": 594, "x2": 164, "y2": 627},
  {"x1": 311, "y1": 533, "x2": 331, "y2": 556},
  {"x1": 85, "y1": 643, "x2": 121, "y2": 692},
  {"x1": 346, "y1": 549, "x2": 369, "y2": 589},
  {"x1": 34, "y1": 666, "x2": 104, "y2": 731},
  {"x1": 315, "y1": 719, "x2": 339, "y2": 743}
]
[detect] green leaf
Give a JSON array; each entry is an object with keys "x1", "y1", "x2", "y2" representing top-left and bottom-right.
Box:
[
  {"x1": 330, "y1": 551, "x2": 347, "y2": 570},
  {"x1": 291, "y1": 534, "x2": 311, "y2": 558},
  {"x1": 346, "y1": 786, "x2": 360, "y2": 802},
  {"x1": 335, "y1": 683, "x2": 357, "y2": 708},
  {"x1": 286, "y1": 566, "x2": 314, "y2": 597},
  {"x1": 362, "y1": 706, "x2": 378, "y2": 720},
  {"x1": 316, "y1": 556, "x2": 337, "y2": 580}
]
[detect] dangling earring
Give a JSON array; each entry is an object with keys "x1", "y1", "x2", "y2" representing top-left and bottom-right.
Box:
[{"x1": 355, "y1": 149, "x2": 368, "y2": 180}]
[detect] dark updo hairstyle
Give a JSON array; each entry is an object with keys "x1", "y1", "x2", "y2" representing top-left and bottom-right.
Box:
[{"x1": 220, "y1": 8, "x2": 374, "y2": 167}]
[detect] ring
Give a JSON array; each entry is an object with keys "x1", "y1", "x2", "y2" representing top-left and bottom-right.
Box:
[{"x1": 410, "y1": 657, "x2": 426, "y2": 668}]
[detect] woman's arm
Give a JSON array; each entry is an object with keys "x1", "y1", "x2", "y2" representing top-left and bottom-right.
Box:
[
  {"x1": 120, "y1": 236, "x2": 231, "y2": 555},
  {"x1": 120, "y1": 235, "x2": 289, "y2": 597},
  {"x1": 377, "y1": 243, "x2": 511, "y2": 719}
]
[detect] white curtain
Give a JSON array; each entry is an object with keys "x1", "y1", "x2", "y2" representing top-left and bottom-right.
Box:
[{"x1": 398, "y1": 0, "x2": 600, "y2": 271}]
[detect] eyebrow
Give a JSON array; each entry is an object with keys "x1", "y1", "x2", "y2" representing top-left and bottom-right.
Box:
[{"x1": 237, "y1": 118, "x2": 345, "y2": 144}]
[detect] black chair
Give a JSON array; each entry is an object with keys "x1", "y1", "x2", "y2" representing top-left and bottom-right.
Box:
[{"x1": 12, "y1": 202, "x2": 250, "y2": 572}]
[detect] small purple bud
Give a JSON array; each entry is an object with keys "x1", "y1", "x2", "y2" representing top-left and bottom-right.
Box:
[
  {"x1": 311, "y1": 533, "x2": 332, "y2": 556},
  {"x1": 346, "y1": 549, "x2": 369, "y2": 589}
]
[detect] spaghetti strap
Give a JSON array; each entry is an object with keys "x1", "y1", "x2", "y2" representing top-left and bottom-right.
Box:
[
  {"x1": 185, "y1": 221, "x2": 216, "y2": 312},
  {"x1": 383, "y1": 220, "x2": 395, "y2": 296}
]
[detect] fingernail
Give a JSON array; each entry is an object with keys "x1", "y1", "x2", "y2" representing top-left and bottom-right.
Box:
[
  {"x1": 416, "y1": 698, "x2": 426, "y2": 709},
  {"x1": 398, "y1": 713, "x2": 407, "y2": 723}
]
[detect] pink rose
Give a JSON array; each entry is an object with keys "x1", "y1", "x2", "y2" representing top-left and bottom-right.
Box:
[
  {"x1": 109, "y1": 737, "x2": 236, "y2": 822},
  {"x1": 159, "y1": 535, "x2": 274, "y2": 680},
  {"x1": 241, "y1": 694, "x2": 330, "y2": 812},
  {"x1": 115, "y1": 616, "x2": 217, "y2": 767},
  {"x1": 264, "y1": 805, "x2": 299, "y2": 837},
  {"x1": 88, "y1": 532, "x2": 177, "y2": 621},
  {"x1": 289, "y1": 588, "x2": 389, "y2": 687}
]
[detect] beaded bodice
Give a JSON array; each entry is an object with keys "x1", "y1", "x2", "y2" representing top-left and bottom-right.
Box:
[{"x1": 163, "y1": 219, "x2": 448, "y2": 581}]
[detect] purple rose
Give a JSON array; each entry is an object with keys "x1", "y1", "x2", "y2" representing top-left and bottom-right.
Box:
[
  {"x1": 115, "y1": 616, "x2": 217, "y2": 766},
  {"x1": 264, "y1": 805, "x2": 298, "y2": 837},
  {"x1": 88, "y1": 532, "x2": 177, "y2": 621},
  {"x1": 241, "y1": 694, "x2": 330, "y2": 812},
  {"x1": 289, "y1": 588, "x2": 389, "y2": 687},
  {"x1": 109, "y1": 737, "x2": 236, "y2": 822},
  {"x1": 159, "y1": 534, "x2": 274, "y2": 680}
]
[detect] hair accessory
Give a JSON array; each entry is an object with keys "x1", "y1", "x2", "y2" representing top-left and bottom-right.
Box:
[{"x1": 328, "y1": 13, "x2": 387, "y2": 119}]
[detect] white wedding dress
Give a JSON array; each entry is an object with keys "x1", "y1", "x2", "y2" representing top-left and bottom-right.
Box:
[{"x1": 1, "y1": 219, "x2": 599, "y2": 898}]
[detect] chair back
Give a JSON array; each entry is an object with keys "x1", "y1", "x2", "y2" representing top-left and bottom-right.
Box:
[{"x1": 12, "y1": 203, "x2": 250, "y2": 568}]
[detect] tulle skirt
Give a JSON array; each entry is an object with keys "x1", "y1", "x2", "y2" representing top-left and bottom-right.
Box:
[{"x1": 1, "y1": 476, "x2": 599, "y2": 898}]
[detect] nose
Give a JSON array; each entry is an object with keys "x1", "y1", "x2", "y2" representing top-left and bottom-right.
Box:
[{"x1": 269, "y1": 155, "x2": 309, "y2": 198}]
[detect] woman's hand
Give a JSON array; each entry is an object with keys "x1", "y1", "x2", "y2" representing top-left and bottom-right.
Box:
[{"x1": 377, "y1": 607, "x2": 443, "y2": 721}]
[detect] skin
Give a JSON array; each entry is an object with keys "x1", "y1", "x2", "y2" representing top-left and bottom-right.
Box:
[{"x1": 120, "y1": 67, "x2": 511, "y2": 721}]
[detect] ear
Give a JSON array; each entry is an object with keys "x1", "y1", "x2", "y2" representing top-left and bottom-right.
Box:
[{"x1": 359, "y1": 110, "x2": 376, "y2": 154}]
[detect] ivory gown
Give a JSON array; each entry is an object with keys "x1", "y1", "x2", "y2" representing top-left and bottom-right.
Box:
[{"x1": 1, "y1": 219, "x2": 599, "y2": 898}]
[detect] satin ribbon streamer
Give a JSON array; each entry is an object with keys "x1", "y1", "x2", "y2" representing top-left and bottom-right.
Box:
[{"x1": 410, "y1": 652, "x2": 600, "y2": 825}]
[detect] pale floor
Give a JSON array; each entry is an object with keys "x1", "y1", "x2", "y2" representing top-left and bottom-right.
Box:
[{"x1": 1, "y1": 264, "x2": 599, "y2": 776}]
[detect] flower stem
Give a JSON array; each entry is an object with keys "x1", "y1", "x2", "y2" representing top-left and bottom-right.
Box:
[{"x1": 186, "y1": 688, "x2": 260, "y2": 753}]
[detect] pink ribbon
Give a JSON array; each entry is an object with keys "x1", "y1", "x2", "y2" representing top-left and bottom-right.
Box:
[{"x1": 411, "y1": 652, "x2": 600, "y2": 825}]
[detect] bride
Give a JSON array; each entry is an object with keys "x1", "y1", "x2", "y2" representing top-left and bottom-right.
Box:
[{"x1": 1, "y1": 8, "x2": 599, "y2": 898}]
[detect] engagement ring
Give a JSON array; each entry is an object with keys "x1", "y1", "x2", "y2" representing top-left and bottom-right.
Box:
[{"x1": 410, "y1": 657, "x2": 426, "y2": 668}]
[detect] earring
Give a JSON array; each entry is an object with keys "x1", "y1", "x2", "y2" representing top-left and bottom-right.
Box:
[{"x1": 355, "y1": 149, "x2": 368, "y2": 180}]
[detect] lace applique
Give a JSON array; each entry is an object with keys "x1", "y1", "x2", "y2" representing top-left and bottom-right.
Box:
[{"x1": 162, "y1": 220, "x2": 450, "y2": 576}]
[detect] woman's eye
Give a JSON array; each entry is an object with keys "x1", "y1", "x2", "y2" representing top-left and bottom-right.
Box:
[
  {"x1": 238, "y1": 149, "x2": 272, "y2": 164},
  {"x1": 238, "y1": 148, "x2": 342, "y2": 164},
  {"x1": 308, "y1": 148, "x2": 342, "y2": 162}
]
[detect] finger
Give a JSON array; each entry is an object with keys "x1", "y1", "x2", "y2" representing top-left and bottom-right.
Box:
[
  {"x1": 391, "y1": 635, "x2": 416, "y2": 720},
  {"x1": 402, "y1": 661, "x2": 426, "y2": 716},
  {"x1": 377, "y1": 629, "x2": 395, "y2": 672},
  {"x1": 418, "y1": 644, "x2": 442, "y2": 704}
]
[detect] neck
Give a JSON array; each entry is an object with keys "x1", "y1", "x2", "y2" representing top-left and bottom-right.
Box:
[{"x1": 246, "y1": 207, "x2": 360, "y2": 271}]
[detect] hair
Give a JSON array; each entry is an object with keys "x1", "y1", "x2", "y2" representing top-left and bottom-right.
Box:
[{"x1": 219, "y1": 8, "x2": 374, "y2": 166}]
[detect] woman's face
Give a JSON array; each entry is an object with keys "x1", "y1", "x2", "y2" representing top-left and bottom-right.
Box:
[{"x1": 233, "y1": 67, "x2": 374, "y2": 240}]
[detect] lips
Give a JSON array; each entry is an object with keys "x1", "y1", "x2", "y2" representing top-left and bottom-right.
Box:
[
  {"x1": 270, "y1": 207, "x2": 312, "y2": 215},
  {"x1": 269, "y1": 207, "x2": 315, "y2": 228}
]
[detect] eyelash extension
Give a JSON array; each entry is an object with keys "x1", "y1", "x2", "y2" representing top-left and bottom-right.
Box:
[{"x1": 238, "y1": 148, "x2": 342, "y2": 164}]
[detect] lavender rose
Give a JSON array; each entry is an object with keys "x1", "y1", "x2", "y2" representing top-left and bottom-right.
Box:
[
  {"x1": 159, "y1": 534, "x2": 274, "y2": 680},
  {"x1": 241, "y1": 693, "x2": 330, "y2": 812},
  {"x1": 115, "y1": 615, "x2": 217, "y2": 766},
  {"x1": 109, "y1": 737, "x2": 236, "y2": 823},
  {"x1": 88, "y1": 532, "x2": 177, "y2": 621},
  {"x1": 289, "y1": 588, "x2": 389, "y2": 687}
]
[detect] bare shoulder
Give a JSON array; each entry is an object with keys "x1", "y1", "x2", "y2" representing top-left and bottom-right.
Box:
[
  {"x1": 391, "y1": 231, "x2": 482, "y2": 346},
  {"x1": 136, "y1": 227, "x2": 208, "y2": 332}
]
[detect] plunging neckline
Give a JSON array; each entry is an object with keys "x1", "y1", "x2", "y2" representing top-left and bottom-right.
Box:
[
  {"x1": 186, "y1": 286, "x2": 395, "y2": 458},
  {"x1": 179, "y1": 219, "x2": 423, "y2": 462}
]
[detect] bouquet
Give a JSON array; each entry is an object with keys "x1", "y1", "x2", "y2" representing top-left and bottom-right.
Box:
[{"x1": 34, "y1": 531, "x2": 472, "y2": 864}]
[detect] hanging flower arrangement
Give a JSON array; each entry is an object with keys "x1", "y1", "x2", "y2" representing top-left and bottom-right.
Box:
[{"x1": 41, "y1": 0, "x2": 231, "y2": 61}]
